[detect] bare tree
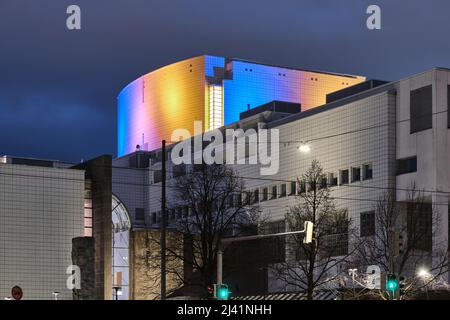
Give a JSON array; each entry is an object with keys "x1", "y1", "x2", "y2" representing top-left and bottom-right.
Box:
[
  {"x1": 273, "y1": 160, "x2": 357, "y2": 300},
  {"x1": 143, "y1": 163, "x2": 261, "y2": 298},
  {"x1": 352, "y1": 184, "x2": 449, "y2": 299}
]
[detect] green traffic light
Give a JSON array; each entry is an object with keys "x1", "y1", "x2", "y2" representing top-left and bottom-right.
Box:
[
  {"x1": 217, "y1": 285, "x2": 229, "y2": 300},
  {"x1": 219, "y1": 288, "x2": 228, "y2": 299},
  {"x1": 387, "y1": 280, "x2": 398, "y2": 291}
]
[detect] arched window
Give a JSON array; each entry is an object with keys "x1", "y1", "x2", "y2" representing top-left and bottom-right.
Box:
[{"x1": 112, "y1": 195, "x2": 130, "y2": 300}]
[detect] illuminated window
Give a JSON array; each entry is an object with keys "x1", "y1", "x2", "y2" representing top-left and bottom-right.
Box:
[{"x1": 208, "y1": 85, "x2": 223, "y2": 130}]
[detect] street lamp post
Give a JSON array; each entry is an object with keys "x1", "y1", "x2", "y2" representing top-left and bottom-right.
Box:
[
  {"x1": 348, "y1": 269, "x2": 358, "y2": 298},
  {"x1": 52, "y1": 291, "x2": 60, "y2": 301}
]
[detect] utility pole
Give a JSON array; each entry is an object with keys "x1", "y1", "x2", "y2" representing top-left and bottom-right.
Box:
[{"x1": 160, "y1": 139, "x2": 167, "y2": 300}]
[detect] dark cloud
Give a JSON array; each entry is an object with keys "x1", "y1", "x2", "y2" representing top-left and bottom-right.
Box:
[{"x1": 1, "y1": 0, "x2": 450, "y2": 161}]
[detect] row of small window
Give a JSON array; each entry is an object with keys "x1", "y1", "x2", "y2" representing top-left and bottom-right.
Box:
[
  {"x1": 153, "y1": 164, "x2": 185, "y2": 183},
  {"x1": 150, "y1": 206, "x2": 190, "y2": 225},
  {"x1": 245, "y1": 164, "x2": 373, "y2": 203}
]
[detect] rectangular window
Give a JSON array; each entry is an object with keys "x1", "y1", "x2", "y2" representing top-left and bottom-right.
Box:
[
  {"x1": 340, "y1": 169, "x2": 349, "y2": 185},
  {"x1": 410, "y1": 85, "x2": 432, "y2": 133},
  {"x1": 173, "y1": 164, "x2": 186, "y2": 178},
  {"x1": 244, "y1": 191, "x2": 252, "y2": 205},
  {"x1": 329, "y1": 173, "x2": 338, "y2": 187},
  {"x1": 271, "y1": 186, "x2": 277, "y2": 200},
  {"x1": 407, "y1": 202, "x2": 432, "y2": 251},
  {"x1": 135, "y1": 208, "x2": 145, "y2": 221},
  {"x1": 262, "y1": 220, "x2": 286, "y2": 263},
  {"x1": 319, "y1": 177, "x2": 327, "y2": 189},
  {"x1": 396, "y1": 156, "x2": 417, "y2": 175},
  {"x1": 236, "y1": 193, "x2": 243, "y2": 207},
  {"x1": 227, "y1": 194, "x2": 234, "y2": 208},
  {"x1": 360, "y1": 211, "x2": 375, "y2": 237},
  {"x1": 154, "y1": 170, "x2": 162, "y2": 183},
  {"x1": 351, "y1": 167, "x2": 361, "y2": 183},
  {"x1": 254, "y1": 189, "x2": 259, "y2": 203},
  {"x1": 152, "y1": 212, "x2": 157, "y2": 224},
  {"x1": 289, "y1": 181, "x2": 297, "y2": 196},
  {"x1": 362, "y1": 163, "x2": 373, "y2": 180},
  {"x1": 182, "y1": 206, "x2": 189, "y2": 219},
  {"x1": 299, "y1": 181, "x2": 306, "y2": 194},
  {"x1": 193, "y1": 163, "x2": 205, "y2": 172},
  {"x1": 279, "y1": 184, "x2": 287, "y2": 197},
  {"x1": 261, "y1": 188, "x2": 268, "y2": 201}
]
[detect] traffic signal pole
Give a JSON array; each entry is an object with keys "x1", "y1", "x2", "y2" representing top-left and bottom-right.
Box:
[
  {"x1": 217, "y1": 247, "x2": 223, "y2": 285},
  {"x1": 160, "y1": 140, "x2": 167, "y2": 300},
  {"x1": 216, "y1": 221, "x2": 313, "y2": 286}
]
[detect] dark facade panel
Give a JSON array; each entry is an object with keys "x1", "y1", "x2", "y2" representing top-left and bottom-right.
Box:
[
  {"x1": 240, "y1": 100, "x2": 301, "y2": 120},
  {"x1": 10, "y1": 157, "x2": 54, "y2": 167},
  {"x1": 326, "y1": 80, "x2": 388, "y2": 104},
  {"x1": 360, "y1": 211, "x2": 375, "y2": 237},
  {"x1": 410, "y1": 85, "x2": 432, "y2": 133},
  {"x1": 396, "y1": 156, "x2": 417, "y2": 175}
]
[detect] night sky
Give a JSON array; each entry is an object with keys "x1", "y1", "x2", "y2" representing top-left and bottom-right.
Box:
[{"x1": 1, "y1": 0, "x2": 450, "y2": 162}]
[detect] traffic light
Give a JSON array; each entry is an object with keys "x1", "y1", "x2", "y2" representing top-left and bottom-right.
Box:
[
  {"x1": 303, "y1": 221, "x2": 314, "y2": 244},
  {"x1": 386, "y1": 274, "x2": 399, "y2": 300},
  {"x1": 215, "y1": 284, "x2": 230, "y2": 300},
  {"x1": 206, "y1": 285, "x2": 215, "y2": 299},
  {"x1": 399, "y1": 276, "x2": 406, "y2": 298},
  {"x1": 387, "y1": 274, "x2": 398, "y2": 290}
]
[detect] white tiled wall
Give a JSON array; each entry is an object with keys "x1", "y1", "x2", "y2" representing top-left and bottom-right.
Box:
[{"x1": 0, "y1": 164, "x2": 84, "y2": 300}]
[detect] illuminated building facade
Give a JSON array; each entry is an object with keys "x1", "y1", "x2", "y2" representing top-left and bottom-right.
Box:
[
  {"x1": 114, "y1": 67, "x2": 450, "y2": 297},
  {"x1": 117, "y1": 55, "x2": 365, "y2": 156}
]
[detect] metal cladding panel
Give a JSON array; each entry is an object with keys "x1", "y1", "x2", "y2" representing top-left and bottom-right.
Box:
[
  {"x1": 223, "y1": 60, "x2": 365, "y2": 124},
  {"x1": 118, "y1": 55, "x2": 365, "y2": 156},
  {"x1": 118, "y1": 56, "x2": 212, "y2": 156}
]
